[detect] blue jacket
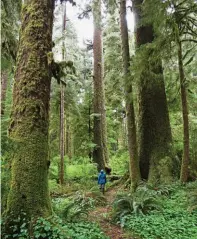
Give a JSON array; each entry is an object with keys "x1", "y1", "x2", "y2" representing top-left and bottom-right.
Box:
[{"x1": 98, "y1": 171, "x2": 106, "y2": 184}]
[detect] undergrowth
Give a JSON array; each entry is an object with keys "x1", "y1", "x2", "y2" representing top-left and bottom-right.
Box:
[
  {"x1": 2, "y1": 188, "x2": 109, "y2": 239},
  {"x1": 2, "y1": 215, "x2": 110, "y2": 239},
  {"x1": 113, "y1": 181, "x2": 197, "y2": 239}
]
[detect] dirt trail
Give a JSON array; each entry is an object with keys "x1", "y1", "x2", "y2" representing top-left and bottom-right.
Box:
[{"x1": 89, "y1": 188, "x2": 133, "y2": 239}]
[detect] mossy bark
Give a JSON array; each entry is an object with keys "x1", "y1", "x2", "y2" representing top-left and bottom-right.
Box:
[
  {"x1": 1, "y1": 71, "x2": 8, "y2": 116},
  {"x1": 92, "y1": 0, "x2": 109, "y2": 171},
  {"x1": 5, "y1": 0, "x2": 54, "y2": 222},
  {"x1": 120, "y1": 0, "x2": 141, "y2": 191},
  {"x1": 133, "y1": 0, "x2": 173, "y2": 184}
]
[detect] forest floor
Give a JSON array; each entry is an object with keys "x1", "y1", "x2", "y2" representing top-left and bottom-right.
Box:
[{"x1": 88, "y1": 188, "x2": 134, "y2": 239}]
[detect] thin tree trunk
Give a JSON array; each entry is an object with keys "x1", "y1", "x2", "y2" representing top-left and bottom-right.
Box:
[
  {"x1": 64, "y1": 116, "x2": 73, "y2": 160},
  {"x1": 88, "y1": 100, "x2": 92, "y2": 159},
  {"x1": 118, "y1": 117, "x2": 127, "y2": 150},
  {"x1": 92, "y1": 0, "x2": 108, "y2": 171},
  {"x1": 68, "y1": 126, "x2": 73, "y2": 159},
  {"x1": 120, "y1": 0, "x2": 140, "y2": 190},
  {"x1": 177, "y1": 39, "x2": 189, "y2": 182},
  {"x1": 133, "y1": 0, "x2": 173, "y2": 183},
  {"x1": 65, "y1": 119, "x2": 69, "y2": 155},
  {"x1": 1, "y1": 71, "x2": 8, "y2": 116},
  {"x1": 102, "y1": 105, "x2": 109, "y2": 164},
  {"x1": 59, "y1": 2, "x2": 67, "y2": 185},
  {"x1": 60, "y1": 82, "x2": 65, "y2": 184},
  {"x1": 5, "y1": 0, "x2": 54, "y2": 224}
]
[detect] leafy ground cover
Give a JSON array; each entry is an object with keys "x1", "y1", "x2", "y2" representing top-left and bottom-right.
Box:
[
  {"x1": 2, "y1": 214, "x2": 110, "y2": 239},
  {"x1": 3, "y1": 177, "x2": 197, "y2": 239},
  {"x1": 118, "y1": 182, "x2": 197, "y2": 239}
]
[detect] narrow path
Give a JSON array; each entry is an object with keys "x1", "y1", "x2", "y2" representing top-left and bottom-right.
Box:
[{"x1": 89, "y1": 188, "x2": 133, "y2": 239}]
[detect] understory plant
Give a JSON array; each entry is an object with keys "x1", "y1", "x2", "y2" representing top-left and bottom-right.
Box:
[
  {"x1": 2, "y1": 215, "x2": 110, "y2": 239},
  {"x1": 53, "y1": 191, "x2": 95, "y2": 222},
  {"x1": 119, "y1": 181, "x2": 197, "y2": 239},
  {"x1": 112, "y1": 185, "x2": 163, "y2": 221}
]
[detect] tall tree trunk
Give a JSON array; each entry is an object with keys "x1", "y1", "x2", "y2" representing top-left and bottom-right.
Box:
[
  {"x1": 60, "y1": 83, "x2": 65, "y2": 184},
  {"x1": 118, "y1": 117, "x2": 127, "y2": 150},
  {"x1": 59, "y1": 1, "x2": 66, "y2": 185},
  {"x1": 65, "y1": 118, "x2": 69, "y2": 155},
  {"x1": 5, "y1": 0, "x2": 54, "y2": 223},
  {"x1": 92, "y1": 0, "x2": 109, "y2": 171},
  {"x1": 65, "y1": 116, "x2": 73, "y2": 160},
  {"x1": 133, "y1": 0, "x2": 173, "y2": 183},
  {"x1": 68, "y1": 126, "x2": 73, "y2": 159},
  {"x1": 88, "y1": 100, "x2": 92, "y2": 159},
  {"x1": 120, "y1": 0, "x2": 140, "y2": 190},
  {"x1": 102, "y1": 104, "x2": 109, "y2": 164},
  {"x1": 1, "y1": 71, "x2": 8, "y2": 116},
  {"x1": 177, "y1": 39, "x2": 189, "y2": 182}
]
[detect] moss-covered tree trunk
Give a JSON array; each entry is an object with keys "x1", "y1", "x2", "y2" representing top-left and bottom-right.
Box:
[
  {"x1": 92, "y1": 0, "x2": 109, "y2": 171},
  {"x1": 120, "y1": 0, "x2": 140, "y2": 190},
  {"x1": 177, "y1": 39, "x2": 189, "y2": 182},
  {"x1": 133, "y1": 0, "x2": 173, "y2": 184},
  {"x1": 5, "y1": 0, "x2": 54, "y2": 222},
  {"x1": 1, "y1": 71, "x2": 8, "y2": 116}
]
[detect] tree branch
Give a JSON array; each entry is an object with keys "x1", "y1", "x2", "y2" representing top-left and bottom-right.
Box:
[{"x1": 181, "y1": 39, "x2": 197, "y2": 43}]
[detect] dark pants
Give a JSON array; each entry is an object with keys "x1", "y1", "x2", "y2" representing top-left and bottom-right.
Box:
[{"x1": 99, "y1": 184, "x2": 105, "y2": 194}]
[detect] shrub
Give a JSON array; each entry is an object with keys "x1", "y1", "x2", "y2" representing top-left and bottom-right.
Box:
[{"x1": 66, "y1": 163, "x2": 97, "y2": 180}]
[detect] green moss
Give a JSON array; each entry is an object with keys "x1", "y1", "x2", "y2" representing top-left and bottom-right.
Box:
[
  {"x1": 148, "y1": 150, "x2": 174, "y2": 185},
  {"x1": 5, "y1": 0, "x2": 53, "y2": 227},
  {"x1": 158, "y1": 156, "x2": 173, "y2": 183},
  {"x1": 47, "y1": 52, "x2": 53, "y2": 65},
  {"x1": 7, "y1": 131, "x2": 51, "y2": 216}
]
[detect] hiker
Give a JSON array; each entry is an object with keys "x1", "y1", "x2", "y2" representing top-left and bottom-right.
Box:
[{"x1": 98, "y1": 169, "x2": 107, "y2": 194}]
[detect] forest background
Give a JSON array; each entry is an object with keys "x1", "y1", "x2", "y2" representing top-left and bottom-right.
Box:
[{"x1": 1, "y1": 0, "x2": 197, "y2": 238}]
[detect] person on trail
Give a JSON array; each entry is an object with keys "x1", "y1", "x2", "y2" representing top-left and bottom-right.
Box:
[{"x1": 98, "y1": 169, "x2": 107, "y2": 194}]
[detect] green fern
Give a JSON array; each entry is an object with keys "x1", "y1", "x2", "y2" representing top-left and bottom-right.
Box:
[
  {"x1": 112, "y1": 193, "x2": 134, "y2": 221},
  {"x1": 112, "y1": 188, "x2": 163, "y2": 221},
  {"x1": 59, "y1": 191, "x2": 96, "y2": 222}
]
